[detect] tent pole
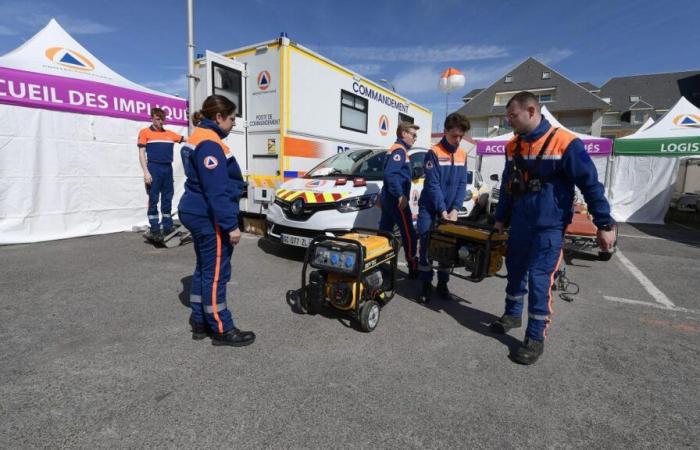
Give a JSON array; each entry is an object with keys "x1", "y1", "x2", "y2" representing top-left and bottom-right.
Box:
[{"x1": 186, "y1": 0, "x2": 196, "y2": 134}]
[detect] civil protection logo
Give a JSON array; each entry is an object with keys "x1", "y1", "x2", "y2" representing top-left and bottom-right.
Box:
[
  {"x1": 257, "y1": 70, "x2": 271, "y2": 90},
  {"x1": 672, "y1": 114, "x2": 700, "y2": 128},
  {"x1": 378, "y1": 114, "x2": 389, "y2": 136},
  {"x1": 45, "y1": 47, "x2": 95, "y2": 71}
]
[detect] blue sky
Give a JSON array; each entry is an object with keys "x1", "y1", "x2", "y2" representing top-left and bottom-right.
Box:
[{"x1": 1, "y1": 0, "x2": 699, "y2": 131}]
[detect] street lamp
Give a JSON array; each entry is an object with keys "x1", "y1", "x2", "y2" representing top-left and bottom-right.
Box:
[{"x1": 379, "y1": 78, "x2": 396, "y2": 92}]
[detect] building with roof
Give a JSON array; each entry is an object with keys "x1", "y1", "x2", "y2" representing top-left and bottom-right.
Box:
[
  {"x1": 455, "y1": 58, "x2": 610, "y2": 138},
  {"x1": 597, "y1": 70, "x2": 700, "y2": 138}
]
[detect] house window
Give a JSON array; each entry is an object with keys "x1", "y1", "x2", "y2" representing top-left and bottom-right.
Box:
[
  {"x1": 538, "y1": 94, "x2": 553, "y2": 102},
  {"x1": 399, "y1": 113, "x2": 414, "y2": 124},
  {"x1": 603, "y1": 114, "x2": 621, "y2": 126},
  {"x1": 504, "y1": 75, "x2": 513, "y2": 83},
  {"x1": 633, "y1": 111, "x2": 645, "y2": 124},
  {"x1": 340, "y1": 90, "x2": 368, "y2": 133},
  {"x1": 542, "y1": 71, "x2": 551, "y2": 80},
  {"x1": 629, "y1": 95, "x2": 640, "y2": 103}
]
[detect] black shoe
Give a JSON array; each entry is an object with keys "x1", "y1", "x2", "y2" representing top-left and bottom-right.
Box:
[
  {"x1": 436, "y1": 281, "x2": 453, "y2": 300},
  {"x1": 407, "y1": 268, "x2": 419, "y2": 280},
  {"x1": 490, "y1": 314, "x2": 522, "y2": 334},
  {"x1": 211, "y1": 327, "x2": 256, "y2": 347},
  {"x1": 512, "y1": 338, "x2": 544, "y2": 365},
  {"x1": 154, "y1": 231, "x2": 164, "y2": 243},
  {"x1": 162, "y1": 228, "x2": 173, "y2": 237},
  {"x1": 144, "y1": 230, "x2": 158, "y2": 241},
  {"x1": 191, "y1": 322, "x2": 210, "y2": 340},
  {"x1": 417, "y1": 282, "x2": 432, "y2": 304}
]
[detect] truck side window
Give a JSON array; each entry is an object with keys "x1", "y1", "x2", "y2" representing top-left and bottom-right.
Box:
[
  {"x1": 212, "y1": 62, "x2": 243, "y2": 118},
  {"x1": 340, "y1": 90, "x2": 368, "y2": 133}
]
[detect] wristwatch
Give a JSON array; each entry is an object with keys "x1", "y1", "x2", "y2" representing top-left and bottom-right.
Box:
[{"x1": 598, "y1": 222, "x2": 615, "y2": 232}]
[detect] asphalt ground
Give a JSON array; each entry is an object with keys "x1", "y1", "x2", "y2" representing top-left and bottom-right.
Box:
[{"x1": 1, "y1": 222, "x2": 698, "y2": 448}]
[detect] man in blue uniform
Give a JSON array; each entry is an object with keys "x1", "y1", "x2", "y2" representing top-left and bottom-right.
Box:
[
  {"x1": 417, "y1": 113, "x2": 471, "y2": 303},
  {"x1": 492, "y1": 92, "x2": 616, "y2": 365},
  {"x1": 379, "y1": 122, "x2": 420, "y2": 279},
  {"x1": 137, "y1": 108, "x2": 184, "y2": 241}
]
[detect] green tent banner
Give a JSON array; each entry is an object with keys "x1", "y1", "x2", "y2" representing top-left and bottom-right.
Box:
[{"x1": 614, "y1": 136, "x2": 700, "y2": 156}]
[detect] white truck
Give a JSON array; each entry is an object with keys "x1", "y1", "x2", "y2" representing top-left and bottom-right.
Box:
[{"x1": 193, "y1": 35, "x2": 433, "y2": 216}]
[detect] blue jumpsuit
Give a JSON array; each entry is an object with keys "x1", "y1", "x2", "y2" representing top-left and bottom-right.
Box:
[
  {"x1": 417, "y1": 137, "x2": 468, "y2": 283},
  {"x1": 495, "y1": 118, "x2": 613, "y2": 341},
  {"x1": 178, "y1": 119, "x2": 244, "y2": 335},
  {"x1": 137, "y1": 126, "x2": 183, "y2": 233},
  {"x1": 379, "y1": 139, "x2": 418, "y2": 272}
]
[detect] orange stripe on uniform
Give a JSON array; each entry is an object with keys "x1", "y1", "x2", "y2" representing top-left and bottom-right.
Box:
[
  {"x1": 211, "y1": 225, "x2": 225, "y2": 334},
  {"x1": 543, "y1": 249, "x2": 564, "y2": 339}
]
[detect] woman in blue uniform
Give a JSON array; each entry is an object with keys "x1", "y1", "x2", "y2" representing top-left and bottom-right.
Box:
[{"x1": 178, "y1": 95, "x2": 255, "y2": 347}]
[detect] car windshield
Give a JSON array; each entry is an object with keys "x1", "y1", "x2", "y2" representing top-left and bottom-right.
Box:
[{"x1": 306, "y1": 149, "x2": 386, "y2": 180}]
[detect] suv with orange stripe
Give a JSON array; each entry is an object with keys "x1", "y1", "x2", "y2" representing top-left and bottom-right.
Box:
[{"x1": 266, "y1": 148, "x2": 489, "y2": 247}]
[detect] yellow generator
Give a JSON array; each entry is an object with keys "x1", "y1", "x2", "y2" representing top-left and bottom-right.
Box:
[
  {"x1": 299, "y1": 229, "x2": 399, "y2": 332},
  {"x1": 428, "y1": 219, "x2": 508, "y2": 282}
]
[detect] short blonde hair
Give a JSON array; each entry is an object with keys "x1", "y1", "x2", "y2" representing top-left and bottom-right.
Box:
[{"x1": 396, "y1": 122, "x2": 420, "y2": 139}]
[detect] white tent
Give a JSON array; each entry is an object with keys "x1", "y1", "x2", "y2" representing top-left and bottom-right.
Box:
[
  {"x1": 474, "y1": 106, "x2": 613, "y2": 187},
  {"x1": 0, "y1": 19, "x2": 188, "y2": 243},
  {"x1": 609, "y1": 97, "x2": 700, "y2": 224}
]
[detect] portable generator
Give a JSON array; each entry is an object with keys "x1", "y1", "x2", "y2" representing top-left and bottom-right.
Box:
[
  {"x1": 299, "y1": 228, "x2": 399, "y2": 332},
  {"x1": 428, "y1": 219, "x2": 508, "y2": 282}
]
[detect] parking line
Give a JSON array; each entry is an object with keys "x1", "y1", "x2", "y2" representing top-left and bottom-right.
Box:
[
  {"x1": 603, "y1": 296, "x2": 697, "y2": 314},
  {"x1": 617, "y1": 233, "x2": 664, "y2": 240},
  {"x1": 615, "y1": 249, "x2": 676, "y2": 308}
]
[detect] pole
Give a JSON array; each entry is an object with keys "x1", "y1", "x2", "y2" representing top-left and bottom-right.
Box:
[
  {"x1": 445, "y1": 92, "x2": 449, "y2": 121},
  {"x1": 186, "y1": 0, "x2": 196, "y2": 134}
]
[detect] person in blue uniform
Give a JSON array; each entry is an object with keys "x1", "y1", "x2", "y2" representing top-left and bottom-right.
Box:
[
  {"x1": 379, "y1": 122, "x2": 420, "y2": 279},
  {"x1": 137, "y1": 108, "x2": 184, "y2": 241},
  {"x1": 417, "y1": 113, "x2": 471, "y2": 303},
  {"x1": 178, "y1": 95, "x2": 255, "y2": 347},
  {"x1": 492, "y1": 91, "x2": 616, "y2": 365}
]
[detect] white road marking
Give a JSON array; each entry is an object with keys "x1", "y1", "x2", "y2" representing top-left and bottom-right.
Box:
[
  {"x1": 603, "y1": 296, "x2": 697, "y2": 314},
  {"x1": 614, "y1": 249, "x2": 676, "y2": 308},
  {"x1": 617, "y1": 233, "x2": 665, "y2": 240}
]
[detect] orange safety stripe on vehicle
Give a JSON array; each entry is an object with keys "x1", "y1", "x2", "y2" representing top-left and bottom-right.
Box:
[
  {"x1": 249, "y1": 176, "x2": 281, "y2": 188},
  {"x1": 275, "y1": 189, "x2": 350, "y2": 203},
  {"x1": 211, "y1": 225, "x2": 225, "y2": 334},
  {"x1": 543, "y1": 250, "x2": 564, "y2": 339},
  {"x1": 284, "y1": 136, "x2": 323, "y2": 158}
]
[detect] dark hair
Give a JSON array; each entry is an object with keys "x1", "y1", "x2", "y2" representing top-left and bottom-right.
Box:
[
  {"x1": 150, "y1": 107, "x2": 165, "y2": 119},
  {"x1": 192, "y1": 95, "x2": 237, "y2": 126},
  {"x1": 506, "y1": 91, "x2": 539, "y2": 109},
  {"x1": 444, "y1": 112, "x2": 470, "y2": 132}
]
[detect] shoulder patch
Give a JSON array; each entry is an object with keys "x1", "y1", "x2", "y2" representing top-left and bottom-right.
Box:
[
  {"x1": 425, "y1": 160, "x2": 434, "y2": 169},
  {"x1": 203, "y1": 155, "x2": 219, "y2": 170},
  {"x1": 393, "y1": 154, "x2": 401, "y2": 162}
]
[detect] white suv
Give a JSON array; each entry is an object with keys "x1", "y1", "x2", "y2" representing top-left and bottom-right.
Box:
[{"x1": 266, "y1": 148, "x2": 488, "y2": 247}]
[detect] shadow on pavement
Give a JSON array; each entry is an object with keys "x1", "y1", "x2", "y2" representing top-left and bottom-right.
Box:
[
  {"x1": 179, "y1": 275, "x2": 192, "y2": 308},
  {"x1": 257, "y1": 237, "x2": 307, "y2": 262}
]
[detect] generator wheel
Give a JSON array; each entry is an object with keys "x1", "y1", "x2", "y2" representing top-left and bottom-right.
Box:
[{"x1": 359, "y1": 300, "x2": 380, "y2": 332}]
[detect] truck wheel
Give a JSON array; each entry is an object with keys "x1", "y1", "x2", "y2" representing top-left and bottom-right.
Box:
[{"x1": 359, "y1": 300, "x2": 380, "y2": 332}]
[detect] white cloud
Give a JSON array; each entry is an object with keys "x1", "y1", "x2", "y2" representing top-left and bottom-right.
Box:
[
  {"x1": 0, "y1": 25, "x2": 16, "y2": 36},
  {"x1": 393, "y1": 66, "x2": 443, "y2": 95},
  {"x1": 57, "y1": 17, "x2": 116, "y2": 35},
  {"x1": 534, "y1": 48, "x2": 574, "y2": 65},
  {"x1": 345, "y1": 63, "x2": 382, "y2": 76},
  {"x1": 325, "y1": 44, "x2": 508, "y2": 63},
  {"x1": 142, "y1": 76, "x2": 187, "y2": 97}
]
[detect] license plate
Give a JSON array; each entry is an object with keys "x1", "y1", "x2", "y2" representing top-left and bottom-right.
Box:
[{"x1": 281, "y1": 233, "x2": 312, "y2": 247}]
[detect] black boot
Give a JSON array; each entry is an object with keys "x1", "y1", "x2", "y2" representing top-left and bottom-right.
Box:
[
  {"x1": 512, "y1": 338, "x2": 544, "y2": 365},
  {"x1": 417, "y1": 282, "x2": 432, "y2": 304},
  {"x1": 436, "y1": 281, "x2": 453, "y2": 300},
  {"x1": 191, "y1": 322, "x2": 210, "y2": 340},
  {"x1": 211, "y1": 327, "x2": 256, "y2": 347},
  {"x1": 489, "y1": 314, "x2": 522, "y2": 334}
]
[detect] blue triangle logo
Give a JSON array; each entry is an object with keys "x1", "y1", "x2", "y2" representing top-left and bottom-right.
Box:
[
  {"x1": 260, "y1": 73, "x2": 268, "y2": 85},
  {"x1": 60, "y1": 52, "x2": 84, "y2": 67},
  {"x1": 380, "y1": 119, "x2": 387, "y2": 130},
  {"x1": 681, "y1": 116, "x2": 697, "y2": 125}
]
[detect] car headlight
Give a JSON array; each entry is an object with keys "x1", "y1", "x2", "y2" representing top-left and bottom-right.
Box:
[{"x1": 337, "y1": 194, "x2": 377, "y2": 213}]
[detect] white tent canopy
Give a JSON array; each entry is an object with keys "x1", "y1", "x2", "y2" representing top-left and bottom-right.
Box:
[
  {"x1": 0, "y1": 19, "x2": 188, "y2": 243},
  {"x1": 475, "y1": 106, "x2": 612, "y2": 187},
  {"x1": 609, "y1": 96, "x2": 700, "y2": 224}
]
